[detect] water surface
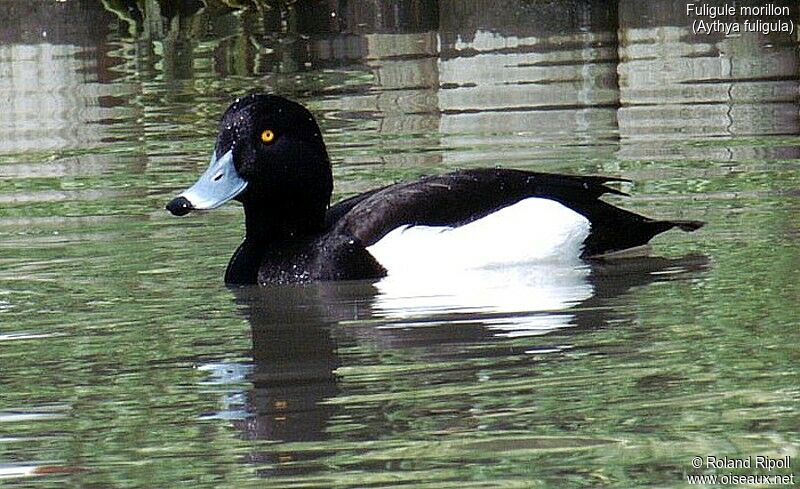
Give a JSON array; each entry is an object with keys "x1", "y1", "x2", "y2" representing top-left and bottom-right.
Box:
[{"x1": 0, "y1": 1, "x2": 798, "y2": 487}]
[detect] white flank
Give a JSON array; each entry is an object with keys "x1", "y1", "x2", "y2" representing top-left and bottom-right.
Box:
[{"x1": 366, "y1": 197, "x2": 590, "y2": 273}]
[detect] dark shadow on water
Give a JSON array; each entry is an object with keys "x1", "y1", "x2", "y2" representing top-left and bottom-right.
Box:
[{"x1": 224, "y1": 253, "x2": 709, "y2": 475}]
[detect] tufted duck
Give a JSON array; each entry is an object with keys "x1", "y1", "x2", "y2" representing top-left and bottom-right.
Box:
[{"x1": 166, "y1": 94, "x2": 704, "y2": 285}]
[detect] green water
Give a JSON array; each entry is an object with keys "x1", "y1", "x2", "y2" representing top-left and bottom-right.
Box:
[{"x1": 0, "y1": 1, "x2": 798, "y2": 488}]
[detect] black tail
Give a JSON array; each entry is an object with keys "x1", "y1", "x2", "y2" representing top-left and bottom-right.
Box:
[
  {"x1": 672, "y1": 220, "x2": 705, "y2": 232},
  {"x1": 571, "y1": 200, "x2": 704, "y2": 257}
]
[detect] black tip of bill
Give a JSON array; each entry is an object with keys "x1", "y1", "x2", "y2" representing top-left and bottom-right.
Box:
[{"x1": 166, "y1": 196, "x2": 193, "y2": 216}]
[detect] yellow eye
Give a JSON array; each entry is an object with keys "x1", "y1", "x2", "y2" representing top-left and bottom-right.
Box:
[{"x1": 260, "y1": 129, "x2": 275, "y2": 144}]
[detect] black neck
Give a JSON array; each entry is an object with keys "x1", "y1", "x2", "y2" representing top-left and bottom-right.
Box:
[
  {"x1": 242, "y1": 198, "x2": 327, "y2": 241},
  {"x1": 224, "y1": 198, "x2": 328, "y2": 285}
]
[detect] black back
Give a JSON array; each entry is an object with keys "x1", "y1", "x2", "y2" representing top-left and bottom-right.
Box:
[{"x1": 329, "y1": 168, "x2": 703, "y2": 258}]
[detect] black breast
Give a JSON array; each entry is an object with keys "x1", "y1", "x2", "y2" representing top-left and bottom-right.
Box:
[{"x1": 256, "y1": 234, "x2": 386, "y2": 285}]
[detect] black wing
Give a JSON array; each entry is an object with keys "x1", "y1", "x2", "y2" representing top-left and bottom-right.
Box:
[
  {"x1": 330, "y1": 168, "x2": 703, "y2": 257},
  {"x1": 324, "y1": 186, "x2": 387, "y2": 229}
]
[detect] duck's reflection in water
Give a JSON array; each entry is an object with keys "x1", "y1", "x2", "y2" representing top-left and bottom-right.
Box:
[
  {"x1": 207, "y1": 254, "x2": 708, "y2": 474},
  {"x1": 223, "y1": 284, "x2": 369, "y2": 473}
]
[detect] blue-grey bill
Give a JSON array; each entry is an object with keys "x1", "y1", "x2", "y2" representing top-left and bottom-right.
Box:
[{"x1": 177, "y1": 149, "x2": 247, "y2": 210}]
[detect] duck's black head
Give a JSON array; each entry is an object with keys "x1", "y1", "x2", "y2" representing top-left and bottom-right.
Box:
[{"x1": 166, "y1": 94, "x2": 333, "y2": 238}]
